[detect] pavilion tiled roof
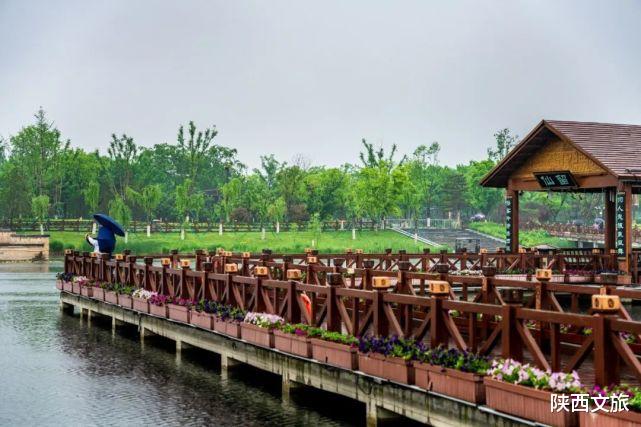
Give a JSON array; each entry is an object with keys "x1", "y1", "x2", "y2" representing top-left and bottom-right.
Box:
[{"x1": 481, "y1": 119, "x2": 641, "y2": 187}]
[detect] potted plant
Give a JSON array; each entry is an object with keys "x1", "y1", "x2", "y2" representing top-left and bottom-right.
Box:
[
  {"x1": 149, "y1": 293, "x2": 169, "y2": 318},
  {"x1": 598, "y1": 270, "x2": 632, "y2": 286},
  {"x1": 241, "y1": 312, "x2": 283, "y2": 348},
  {"x1": 274, "y1": 323, "x2": 313, "y2": 358},
  {"x1": 132, "y1": 288, "x2": 153, "y2": 313},
  {"x1": 117, "y1": 285, "x2": 135, "y2": 309},
  {"x1": 167, "y1": 298, "x2": 195, "y2": 323},
  {"x1": 581, "y1": 385, "x2": 641, "y2": 426},
  {"x1": 357, "y1": 335, "x2": 420, "y2": 385},
  {"x1": 190, "y1": 299, "x2": 215, "y2": 330},
  {"x1": 484, "y1": 359, "x2": 581, "y2": 426},
  {"x1": 72, "y1": 276, "x2": 89, "y2": 294},
  {"x1": 212, "y1": 303, "x2": 245, "y2": 338},
  {"x1": 104, "y1": 283, "x2": 119, "y2": 305},
  {"x1": 93, "y1": 283, "x2": 107, "y2": 301},
  {"x1": 308, "y1": 328, "x2": 358, "y2": 370},
  {"x1": 55, "y1": 272, "x2": 73, "y2": 291},
  {"x1": 414, "y1": 346, "x2": 489, "y2": 404},
  {"x1": 80, "y1": 283, "x2": 94, "y2": 298}
]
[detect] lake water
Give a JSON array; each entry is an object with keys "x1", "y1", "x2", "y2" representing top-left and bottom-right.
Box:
[{"x1": 0, "y1": 262, "x2": 364, "y2": 427}]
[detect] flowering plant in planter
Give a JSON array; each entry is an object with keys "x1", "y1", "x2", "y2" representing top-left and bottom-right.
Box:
[
  {"x1": 484, "y1": 359, "x2": 582, "y2": 426},
  {"x1": 56, "y1": 272, "x2": 74, "y2": 282},
  {"x1": 357, "y1": 335, "x2": 423, "y2": 384},
  {"x1": 306, "y1": 328, "x2": 358, "y2": 345},
  {"x1": 412, "y1": 346, "x2": 490, "y2": 403},
  {"x1": 149, "y1": 294, "x2": 168, "y2": 306},
  {"x1": 486, "y1": 359, "x2": 581, "y2": 392},
  {"x1": 166, "y1": 297, "x2": 197, "y2": 323},
  {"x1": 241, "y1": 312, "x2": 284, "y2": 347},
  {"x1": 358, "y1": 335, "x2": 424, "y2": 360},
  {"x1": 307, "y1": 327, "x2": 359, "y2": 369},
  {"x1": 131, "y1": 289, "x2": 153, "y2": 313},
  {"x1": 71, "y1": 276, "x2": 90, "y2": 294},
  {"x1": 581, "y1": 384, "x2": 641, "y2": 426},
  {"x1": 274, "y1": 323, "x2": 313, "y2": 357},
  {"x1": 243, "y1": 312, "x2": 284, "y2": 329},
  {"x1": 132, "y1": 289, "x2": 155, "y2": 300},
  {"x1": 418, "y1": 345, "x2": 490, "y2": 374}
]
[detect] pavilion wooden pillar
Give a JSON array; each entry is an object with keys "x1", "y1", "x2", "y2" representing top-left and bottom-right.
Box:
[
  {"x1": 604, "y1": 189, "x2": 616, "y2": 253},
  {"x1": 506, "y1": 189, "x2": 519, "y2": 253}
]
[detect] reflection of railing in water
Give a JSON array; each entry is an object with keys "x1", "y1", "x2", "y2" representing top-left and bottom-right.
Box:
[{"x1": 64, "y1": 249, "x2": 641, "y2": 387}]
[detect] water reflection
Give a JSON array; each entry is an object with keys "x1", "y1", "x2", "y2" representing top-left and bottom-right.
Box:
[{"x1": 0, "y1": 262, "x2": 361, "y2": 426}]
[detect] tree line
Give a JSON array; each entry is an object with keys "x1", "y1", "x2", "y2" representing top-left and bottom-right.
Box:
[{"x1": 0, "y1": 108, "x2": 604, "y2": 232}]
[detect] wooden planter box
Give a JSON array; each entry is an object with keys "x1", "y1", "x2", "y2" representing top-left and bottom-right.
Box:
[
  {"x1": 56, "y1": 280, "x2": 63, "y2": 291},
  {"x1": 167, "y1": 304, "x2": 190, "y2": 323},
  {"x1": 484, "y1": 378, "x2": 577, "y2": 426},
  {"x1": 598, "y1": 274, "x2": 632, "y2": 286},
  {"x1": 93, "y1": 287, "x2": 105, "y2": 301},
  {"x1": 580, "y1": 409, "x2": 641, "y2": 426},
  {"x1": 241, "y1": 323, "x2": 274, "y2": 348},
  {"x1": 358, "y1": 353, "x2": 414, "y2": 385},
  {"x1": 274, "y1": 329, "x2": 312, "y2": 358},
  {"x1": 132, "y1": 297, "x2": 149, "y2": 314},
  {"x1": 311, "y1": 338, "x2": 358, "y2": 370},
  {"x1": 118, "y1": 294, "x2": 133, "y2": 310},
  {"x1": 190, "y1": 310, "x2": 214, "y2": 330},
  {"x1": 415, "y1": 364, "x2": 484, "y2": 404},
  {"x1": 80, "y1": 286, "x2": 93, "y2": 298},
  {"x1": 564, "y1": 275, "x2": 592, "y2": 284},
  {"x1": 149, "y1": 304, "x2": 167, "y2": 318},
  {"x1": 72, "y1": 283, "x2": 81, "y2": 294},
  {"x1": 105, "y1": 291, "x2": 118, "y2": 305}
]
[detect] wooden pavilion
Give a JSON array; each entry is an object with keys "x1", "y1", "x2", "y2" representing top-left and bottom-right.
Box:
[{"x1": 481, "y1": 119, "x2": 641, "y2": 273}]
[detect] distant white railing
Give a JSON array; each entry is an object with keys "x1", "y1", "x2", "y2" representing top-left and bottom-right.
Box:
[{"x1": 385, "y1": 218, "x2": 461, "y2": 230}]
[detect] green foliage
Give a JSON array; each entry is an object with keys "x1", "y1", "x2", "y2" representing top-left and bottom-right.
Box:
[
  {"x1": 31, "y1": 195, "x2": 49, "y2": 222},
  {"x1": 306, "y1": 326, "x2": 358, "y2": 345},
  {"x1": 108, "y1": 195, "x2": 132, "y2": 229},
  {"x1": 82, "y1": 180, "x2": 100, "y2": 213}
]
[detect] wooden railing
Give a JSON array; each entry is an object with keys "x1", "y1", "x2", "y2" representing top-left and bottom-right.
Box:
[{"x1": 64, "y1": 250, "x2": 641, "y2": 387}]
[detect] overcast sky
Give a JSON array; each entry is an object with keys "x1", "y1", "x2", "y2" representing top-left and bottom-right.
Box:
[{"x1": 1, "y1": 1, "x2": 640, "y2": 168}]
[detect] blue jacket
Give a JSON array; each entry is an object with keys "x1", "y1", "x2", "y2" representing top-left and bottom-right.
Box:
[{"x1": 97, "y1": 226, "x2": 116, "y2": 254}]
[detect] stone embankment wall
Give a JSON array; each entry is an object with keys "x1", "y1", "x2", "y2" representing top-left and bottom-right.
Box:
[{"x1": 0, "y1": 231, "x2": 49, "y2": 261}]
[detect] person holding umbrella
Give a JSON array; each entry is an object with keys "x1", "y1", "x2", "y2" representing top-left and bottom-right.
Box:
[{"x1": 85, "y1": 214, "x2": 126, "y2": 256}]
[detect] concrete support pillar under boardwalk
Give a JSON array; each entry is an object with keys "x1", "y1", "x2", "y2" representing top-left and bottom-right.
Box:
[
  {"x1": 281, "y1": 376, "x2": 303, "y2": 405},
  {"x1": 220, "y1": 354, "x2": 240, "y2": 379},
  {"x1": 365, "y1": 401, "x2": 398, "y2": 427},
  {"x1": 59, "y1": 300, "x2": 74, "y2": 314}
]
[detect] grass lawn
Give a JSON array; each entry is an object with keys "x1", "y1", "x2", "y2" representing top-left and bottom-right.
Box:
[
  {"x1": 468, "y1": 222, "x2": 574, "y2": 248},
  {"x1": 50, "y1": 230, "x2": 440, "y2": 255}
]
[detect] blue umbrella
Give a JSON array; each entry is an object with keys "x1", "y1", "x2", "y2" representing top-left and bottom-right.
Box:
[{"x1": 93, "y1": 213, "x2": 126, "y2": 237}]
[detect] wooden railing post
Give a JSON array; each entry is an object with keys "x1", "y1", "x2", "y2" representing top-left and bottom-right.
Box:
[
  {"x1": 362, "y1": 260, "x2": 374, "y2": 290},
  {"x1": 593, "y1": 313, "x2": 619, "y2": 385},
  {"x1": 326, "y1": 272, "x2": 342, "y2": 332},
  {"x1": 195, "y1": 249, "x2": 204, "y2": 271},
  {"x1": 286, "y1": 279, "x2": 300, "y2": 324},
  {"x1": 100, "y1": 253, "x2": 110, "y2": 283},
  {"x1": 430, "y1": 296, "x2": 447, "y2": 348},
  {"x1": 126, "y1": 255, "x2": 136, "y2": 286},
  {"x1": 501, "y1": 304, "x2": 523, "y2": 360},
  {"x1": 144, "y1": 257, "x2": 153, "y2": 291}
]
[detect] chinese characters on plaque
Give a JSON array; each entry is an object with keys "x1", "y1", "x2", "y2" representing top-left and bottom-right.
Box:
[
  {"x1": 505, "y1": 196, "x2": 513, "y2": 250},
  {"x1": 534, "y1": 171, "x2": 578, "y2": 189},
  {"x1": 616, "y1": 192, "x2": 626, "y2": 257}
]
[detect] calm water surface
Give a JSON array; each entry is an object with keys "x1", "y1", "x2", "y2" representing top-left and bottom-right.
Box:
[{"x1": 0, "y1": 262, "x2": 363, "y2": 427}]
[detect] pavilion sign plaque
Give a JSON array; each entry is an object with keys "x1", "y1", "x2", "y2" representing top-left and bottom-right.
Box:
[
  {"x1": 534, "y1": 171, "x2": 578, "y2": 189},
  {"x1": 616, "y1": 192, "x2": 626, "y2": 257},
  {"x1": 505, "y1": 196, "x2": 514, "y2": 250}
]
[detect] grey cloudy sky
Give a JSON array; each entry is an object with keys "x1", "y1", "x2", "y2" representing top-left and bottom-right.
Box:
[{"x1": 1, "y1": 0, "x2": 640, "y2": 168}]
